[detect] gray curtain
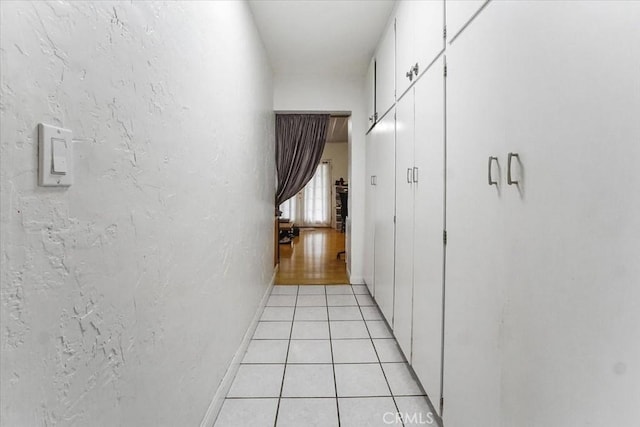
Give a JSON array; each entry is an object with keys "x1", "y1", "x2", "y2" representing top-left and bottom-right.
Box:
[{"x1": 275, "y1": 114, "x2": 330, "y2": 208}]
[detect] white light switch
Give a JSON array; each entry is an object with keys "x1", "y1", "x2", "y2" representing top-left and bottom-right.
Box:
[
  {"x1": 51, "y1": 138, "x2": 68, "y2": 175},
  {"x1": 39, "y1": 123, "x2": 73, "y2": 186}
]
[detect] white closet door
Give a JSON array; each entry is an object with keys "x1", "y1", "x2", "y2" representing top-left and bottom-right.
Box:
[
  {"x1": 393, "y1": 90, "x2": 415, "y2": 357},
  {"x1": 364, "y1": 131, "x2": 377, "y2": 294},
  {"x1": 411, "y1": 56, "x2": 445, "y2": 415},
  {"x1": 395, "y1": 0, "x2": 414, "y2": 99},
  {"x1": 443, "y1": 3, "x2": 506, "y2": 425},
  {"x1": 445, "y1": 0, "x2": 488, "y2": 44},
  {"x1": 373, "y1": 111, "x2": 397, "y2": 325},
  {"x1": 376, "y1": 21, "x2": 396, "y2": 120},
  {"x1": 490, "y1": 2, "x2": 640, "y2": 425},
  {"x1": 413, "y1": 0, "x2": 445, "y2": 76}
]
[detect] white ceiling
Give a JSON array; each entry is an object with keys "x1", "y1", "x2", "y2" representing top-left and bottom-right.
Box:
[
  {"x1": 248, "y1": 0, "x2": 396, "y2": 77},
  {"x1": 327, "y1": 116, "x2": 349, "y2": 143}
]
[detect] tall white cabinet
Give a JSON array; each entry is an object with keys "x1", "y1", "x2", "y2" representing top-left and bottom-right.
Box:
[{"x1": 365, "y1": 1, "x2": 639, "y2": 426}]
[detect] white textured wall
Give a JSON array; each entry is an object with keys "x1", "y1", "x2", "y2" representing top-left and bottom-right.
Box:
[
  {"x1": 274, "y1": 75, "x2": 365, "y2": 283},
  {"x1": 0, "y1": 1, "x2": 274, "y2": 425}
]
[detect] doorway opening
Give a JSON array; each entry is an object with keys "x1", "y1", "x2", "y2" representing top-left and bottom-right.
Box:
[{"x1": 276, "y1": 113, "x2": 350, "y2": 285}]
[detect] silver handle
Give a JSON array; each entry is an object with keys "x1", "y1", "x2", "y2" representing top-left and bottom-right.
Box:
[
  {"x1": 507, "y1": 152, "x2": 519, "y2": 185},
  {"x1": 406, "y1": 70, "x2": 413, "y2": 82},
  {"x1": 407, "y1": 168, "x2": 413, "y2": 183},
  {"x1": 372, "y1": 175, "x2": 377, "y2": 186},
  {"x1": 488, "y1": 156, "x2": 498, "y2": 186},
  {"x1": 371, "y1": 176, "x2": 374, "y2": 185},
  {"x1": 413, "y1": 167, "x2": 419, "y2": 183}
]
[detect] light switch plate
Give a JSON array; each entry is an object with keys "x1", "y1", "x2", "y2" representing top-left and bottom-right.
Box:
[{"x1": 38, "y1": 123, "x2": 73, "y2": 187}]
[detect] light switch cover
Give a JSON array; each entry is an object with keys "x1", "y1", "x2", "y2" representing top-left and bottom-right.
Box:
[{"x1": 39, "y1": 123, "x2": 73, "y2": 186}]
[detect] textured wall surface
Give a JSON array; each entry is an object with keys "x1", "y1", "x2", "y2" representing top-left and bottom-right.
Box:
[{"x1": 0, "y1": 1, "x2": 275, "y2": 425}]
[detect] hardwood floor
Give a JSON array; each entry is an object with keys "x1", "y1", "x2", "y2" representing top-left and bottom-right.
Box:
[{"x1": 276, "y1": 227, "x2": 349, "y2": 285}]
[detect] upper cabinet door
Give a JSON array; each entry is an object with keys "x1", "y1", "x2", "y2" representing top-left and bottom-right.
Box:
[
  {"x1": 366, "y1": 57, "x2": 376, "y2": 131},
  {"x1": 414, "y1": 0, "x2": 445, "y2": 75},
  {"x1": 395, "y1": 1, "x2": 414, "y2": 99},
  {"x1": 397, "y1": 0, "x2": 446, "y2": 100},
  {"x1": 376, "y1": 19, "x2": 396, "y2": 119},
  {"x1": 446, "y1": 0, "x2": 489, "y2": 44}
]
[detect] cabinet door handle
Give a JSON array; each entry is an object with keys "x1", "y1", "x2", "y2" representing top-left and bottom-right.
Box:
[
  {"x1": 406, "y1": 70, "x2": 413, "y2": 82},
  {"x1": 407, "y1": 168, "x2": 413, "y2": 183},
  {"x1": 507, "y1": 152, "x2": 519, "y2": 185},
  {"x1": 488, "y1": 156, "x2": 498, "y2": 185},
  {"x1": 413, "y1": 167, "x2": 419, "y2": 183}
]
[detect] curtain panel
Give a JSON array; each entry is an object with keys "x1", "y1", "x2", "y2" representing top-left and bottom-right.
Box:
[{"x1": 275, "y1": 114, "x2": 330, "y2": 208}]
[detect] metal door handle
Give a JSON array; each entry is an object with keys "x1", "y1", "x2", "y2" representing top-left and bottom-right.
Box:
[
  {"x1": 406, "y1": 70, "x2": 413, "y2": 82},
  {"x1": 413, "y1": 167, "x2": 419, "y2": 183},
  {"x1": 407, "y1": 168, "x2": 413, "y2": 183},
  {"x1": 488, "y1": 156, "x2": 498, "y2": 186},
  {"x1": 507, "y1": 152, "x2": 519, "y2": 185}
]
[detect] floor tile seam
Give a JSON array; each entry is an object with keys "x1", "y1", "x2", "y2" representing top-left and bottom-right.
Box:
[
  {"x1": 273, "y1": 286, "x2": 300, "y2": 427},
  {"x1": 324, "y1": 287, "x2": 342, "y2": 427},
  {"x1": 355, "y1": 297, "x2": 406, "y2": 426}
]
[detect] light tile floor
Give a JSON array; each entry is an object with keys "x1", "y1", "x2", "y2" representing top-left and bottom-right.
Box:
[{"x1": 214, "y1": 284, "x2": 439, "y2": 427}]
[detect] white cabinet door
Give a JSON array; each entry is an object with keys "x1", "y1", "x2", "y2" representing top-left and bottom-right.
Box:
[
  {"x1": 411, "y1": 56, "x2": 445, "y2": 415},
  {"x1": 444, "y1": 6, "x2": 506, "y2": 425},
  {"x1": 376, "y1": 19, "x2": 396, "y2": 120},
  {"x1": 395, "y1": 0, "x2": 414, "y2": 100},
  {"x1": 373, "y1": 111, "x2": 397, "y2": 325},
  {"x1": 486, "y1": 2, "x2": 640, "y2": 426},
  {"x1": 446, "y1": 0, "x2": 488, "y2": 44},
  {"x1": 363, "y1": 131, "x2": 377, "y2": 294},
  {"x1": 396, "y1": 0, "x2": 445, "y2": 100},
  {"x1": 393, "y1": 90, "x2": 415, "y2": 357},
  {"x1": 414, "y1": 0, "x2": 445, "y2": 79},
  {"x1": 366, "y1": 57, "x2": 376, "y2": 131}
]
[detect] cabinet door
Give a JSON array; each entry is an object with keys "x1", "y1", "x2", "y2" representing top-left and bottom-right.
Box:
[
  {"x1": 489, "y1": 2, "x2": 640, "y2": 426},
  {"x1": 376, "y1": 20, "x2": 396, "y2": 119},
  {"x1": 373, "y1": 111, "x2": 396, "y2": 325},
  {"x1": 444, "y1": 6, "x2": 506, "y2": 425},
  {"x1": 363, "y1": 131, "x2": 377, "y2": 294},
  {"x1": 366, "y1": 57, "x2": 376, "y2": 131},
  {"x1": 395, "y1": 0, "x2": 414, "y2": 99},
  {"x1": 446, "y1": 0, "x2": 488, "y2": 44},
  {"x1": 411, "y1": 56, "x2": 445, "y2": 415},
  {"x1": 414, "y1": 0, "x2": 445, "y2": 75},
  {"x1": 393, "y1": 90, "x2": 415, "y2": 357}
]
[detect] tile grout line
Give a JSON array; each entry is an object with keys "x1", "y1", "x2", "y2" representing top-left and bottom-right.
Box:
[
  {"x1": 356, "y1": 288, "x2": 406, "y2": 427},
  {"x1": 273, "y1": 285, "x2": 299, "y2": 427},
  {"x1": 325, "y1": 286, "x2": 341, "y2": 427}
]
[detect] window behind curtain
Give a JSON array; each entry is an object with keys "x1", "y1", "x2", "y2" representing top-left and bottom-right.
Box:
[{"x1": 279, "y1": 161, "x2": 331, "y2": 227}]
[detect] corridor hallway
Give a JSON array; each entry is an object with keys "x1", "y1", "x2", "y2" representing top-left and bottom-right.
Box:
[
  {"x1": 276, "y1": 228, "x2": 349, "y2": 285},
  {"x1": 214, "y1": 284, "x2": 438, "y2": 427}
]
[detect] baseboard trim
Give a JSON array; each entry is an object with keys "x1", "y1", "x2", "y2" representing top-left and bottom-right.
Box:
[
  {"x1": 199, "y1": 268, "x2": 277, "y2": 427},
  {"x1": 349, "y1": 275, "x2": 364, "y2": 285}
]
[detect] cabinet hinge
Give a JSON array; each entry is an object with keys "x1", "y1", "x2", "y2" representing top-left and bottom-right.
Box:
[
  {"x1": 394, "y1": 215, "x2": 396, "y2": 224},
  {"x1": 443, "y1": 230, "x2": 448, "y2": 244},
  {"x1": 444, "y1": 64, "x2": 448, "y2": 78},
  {"x1": 443, "y1": 26, "x2": 447, "y2": 39},
  {"x1": 440, "y1": 397, "x2": 444, "y2": 414},
  {"x1": 394, "y1": 19, "x2": 397, "y2": 32}
]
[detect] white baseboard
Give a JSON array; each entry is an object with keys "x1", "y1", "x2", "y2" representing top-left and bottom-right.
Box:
[
  {"x1": 199, "y1": 268, "x2": 277, "y2": 427},
  {"x1": 349, "y1": 275, "x2": 364, "y2": 285}
]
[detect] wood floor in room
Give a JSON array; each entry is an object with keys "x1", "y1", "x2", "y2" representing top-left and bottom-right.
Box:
[{"x1": 276, "y1": 227, "x2": 349, "y2": 285}]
